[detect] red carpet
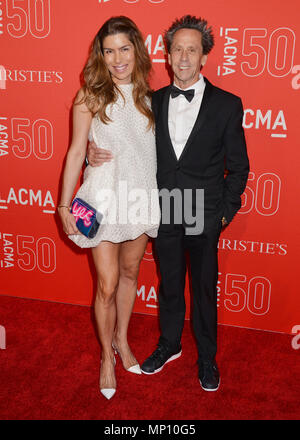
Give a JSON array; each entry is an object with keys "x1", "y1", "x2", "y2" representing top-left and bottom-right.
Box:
[{"x1": 0, "y1": 295, "x2": 299, "y2": 420}]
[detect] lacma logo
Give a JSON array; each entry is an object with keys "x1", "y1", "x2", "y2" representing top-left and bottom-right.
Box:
[
  {"x1": 137, "y1": 285, "x2": 158, "y2": 309},
  {"x1": 243, "y1": 109, "x2": 287, "y2": 138},
  {"x1": 145, "y1": 34, "x2": 166, "y2": 63},
  {"x1": 0, "y1": 187, "x2": 55, "y2": 214}
]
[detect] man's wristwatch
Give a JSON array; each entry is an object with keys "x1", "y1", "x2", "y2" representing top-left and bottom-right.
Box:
[{"x1": 221, "y1": 216, "x2": 228, "y2": 227}]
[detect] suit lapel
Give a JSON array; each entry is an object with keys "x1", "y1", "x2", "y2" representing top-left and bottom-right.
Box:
[
  {"x1": 178, "y1": 77, "x2": 213, "y2": 162},
  {"x1": 161, "y1": 86, "x2": 179, "y2": 162}
]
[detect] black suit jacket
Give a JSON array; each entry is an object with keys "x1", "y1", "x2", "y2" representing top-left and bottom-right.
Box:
[{"x1": 152, "y1": 77, "x2": 249, "y2": 232}]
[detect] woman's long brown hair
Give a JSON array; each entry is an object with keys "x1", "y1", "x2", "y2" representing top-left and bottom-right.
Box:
[{"x1": 80, "y1": 16, "x2": 154, "y2": 130}]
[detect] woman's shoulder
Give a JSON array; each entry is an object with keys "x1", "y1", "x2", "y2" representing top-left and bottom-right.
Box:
[
  {"x1": 74, "y1": 87, "x2": 85, "y2": 103},
  {"x1": 73, "y1": 88, "x2": 89, "y2": 111},
  {"x1": 74, "y1": 87, "x2": 99, "y2": 115}
]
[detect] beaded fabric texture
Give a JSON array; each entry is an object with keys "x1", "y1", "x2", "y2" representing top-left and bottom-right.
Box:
[{"x1": 69, "y1": 83, "x2": 160, "y2": 248}]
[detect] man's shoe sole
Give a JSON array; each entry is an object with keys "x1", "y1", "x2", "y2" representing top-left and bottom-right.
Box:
[
  {"x1": 199, "y1": 378, "x2": 220, "y2": 392},
  {"x1": 141, "y1": 350, "x2": 182, "y2": 375}
]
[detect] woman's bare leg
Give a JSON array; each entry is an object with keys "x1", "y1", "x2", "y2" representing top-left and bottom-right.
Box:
[
  {"x1": 113, "y1": 234, "x2": 148, "y2": 369},
  {"x1": 91, "y1": 241, "x2": 120, "y2": 389}
]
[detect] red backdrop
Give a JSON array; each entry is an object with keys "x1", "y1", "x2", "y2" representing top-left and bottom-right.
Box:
[{"x1": 1, "y1": 0, "x2": 299, "y2": 334}]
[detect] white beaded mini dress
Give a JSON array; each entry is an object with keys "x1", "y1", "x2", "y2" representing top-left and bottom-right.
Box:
[{"x1": 69, "y1": 83, "x2": 160, "y2": 248}]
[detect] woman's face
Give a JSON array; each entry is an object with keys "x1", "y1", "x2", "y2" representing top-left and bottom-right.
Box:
[{"x1": 102, "y1": 33, "x2": 135, "y2": 84}]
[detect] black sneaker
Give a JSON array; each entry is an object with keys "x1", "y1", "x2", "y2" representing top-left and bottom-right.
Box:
[
  {"x1": 141, "y1": 344, "x2": 182, "y2": 375},
  {"x1": 198, "y1": 360, "x2": 220, "y2": 391}
]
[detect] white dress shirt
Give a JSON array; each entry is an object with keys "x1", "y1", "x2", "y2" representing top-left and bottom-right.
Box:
[{"x1": 168, "y1": 74, "x2": 206, "y2": 159}]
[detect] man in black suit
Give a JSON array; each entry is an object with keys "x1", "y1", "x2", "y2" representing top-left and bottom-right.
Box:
[
  {"x1": 87, "y1": 15, "x2": 249, "y2": 391},
  {"x1": 140, "y1": 15, "x2": 249, "y2": 391}
]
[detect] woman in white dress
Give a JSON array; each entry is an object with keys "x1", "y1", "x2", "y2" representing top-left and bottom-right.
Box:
[{"x1": 58, "y1": 16, "x2": 159, "y2": 399}]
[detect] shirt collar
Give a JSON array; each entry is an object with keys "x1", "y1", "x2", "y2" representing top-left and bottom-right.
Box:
[{"x1": 173, "y1": 74, "x2": 205, "y2": 94}]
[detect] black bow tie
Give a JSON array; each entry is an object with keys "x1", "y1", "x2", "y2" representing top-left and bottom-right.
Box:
[{"x1": 170, "y1": 85, "x2": 195, "y2": 102}]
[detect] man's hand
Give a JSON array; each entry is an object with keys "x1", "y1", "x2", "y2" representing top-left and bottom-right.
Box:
[
  {"x1": 87, "y1": 140, "x2": 113, "y2": 167},
  {"x1": 221, "y1": 216, "x2": 228, "y2": 227}
]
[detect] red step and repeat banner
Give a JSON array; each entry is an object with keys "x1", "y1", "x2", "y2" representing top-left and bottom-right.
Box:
[{"x1": 0, "y1": 0, "x2": 299, "y2": 334}]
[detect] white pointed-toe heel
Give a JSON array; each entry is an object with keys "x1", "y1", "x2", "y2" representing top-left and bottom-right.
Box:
[
  {"x1": 100, "y1": 387, "x2": 116, "y2": 400},
  {"x1": 126, "y1": 364, "x2": 142, "y2": 375},
  {"x1": 112, "y1": 343, "x2": 142, "y2": 375},
  {"x1": 100, "y1": 356, "x2": 116, "y2": 400}
]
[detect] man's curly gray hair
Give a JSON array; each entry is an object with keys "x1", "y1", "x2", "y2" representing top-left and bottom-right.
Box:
[{"x1": 164, "y1": 15, "x2": 214, "y2": 55}]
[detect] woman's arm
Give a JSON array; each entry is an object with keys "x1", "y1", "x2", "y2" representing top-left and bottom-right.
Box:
[{"x1": 58, "y1": 89, "x2": 92, "y2": 235}]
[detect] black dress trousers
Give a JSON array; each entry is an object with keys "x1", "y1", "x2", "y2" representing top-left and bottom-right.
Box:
[{"x1": 155, "y1": 221, "x2": 221, "y2": 362}]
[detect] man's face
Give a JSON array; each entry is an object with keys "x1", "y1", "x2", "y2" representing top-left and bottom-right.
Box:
[{"x1": 168, "y1": 28, "x2": 207, "y2": 89}]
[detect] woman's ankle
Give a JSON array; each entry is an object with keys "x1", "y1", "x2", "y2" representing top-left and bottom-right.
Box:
[
  {"x1": 113, "y1": 332, "x2": 128, "y2": 348},
  {"x1": 101, "y1": 348, "x2": 115, "y2": 362}
]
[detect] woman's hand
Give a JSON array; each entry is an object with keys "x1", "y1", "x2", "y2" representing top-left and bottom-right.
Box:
[
  {"x1": 87, "y1": 140, "x2": 113, "y2": 166},
  {"x1": 58, "y1": 207, "x2": 80, "y2": 235}
]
